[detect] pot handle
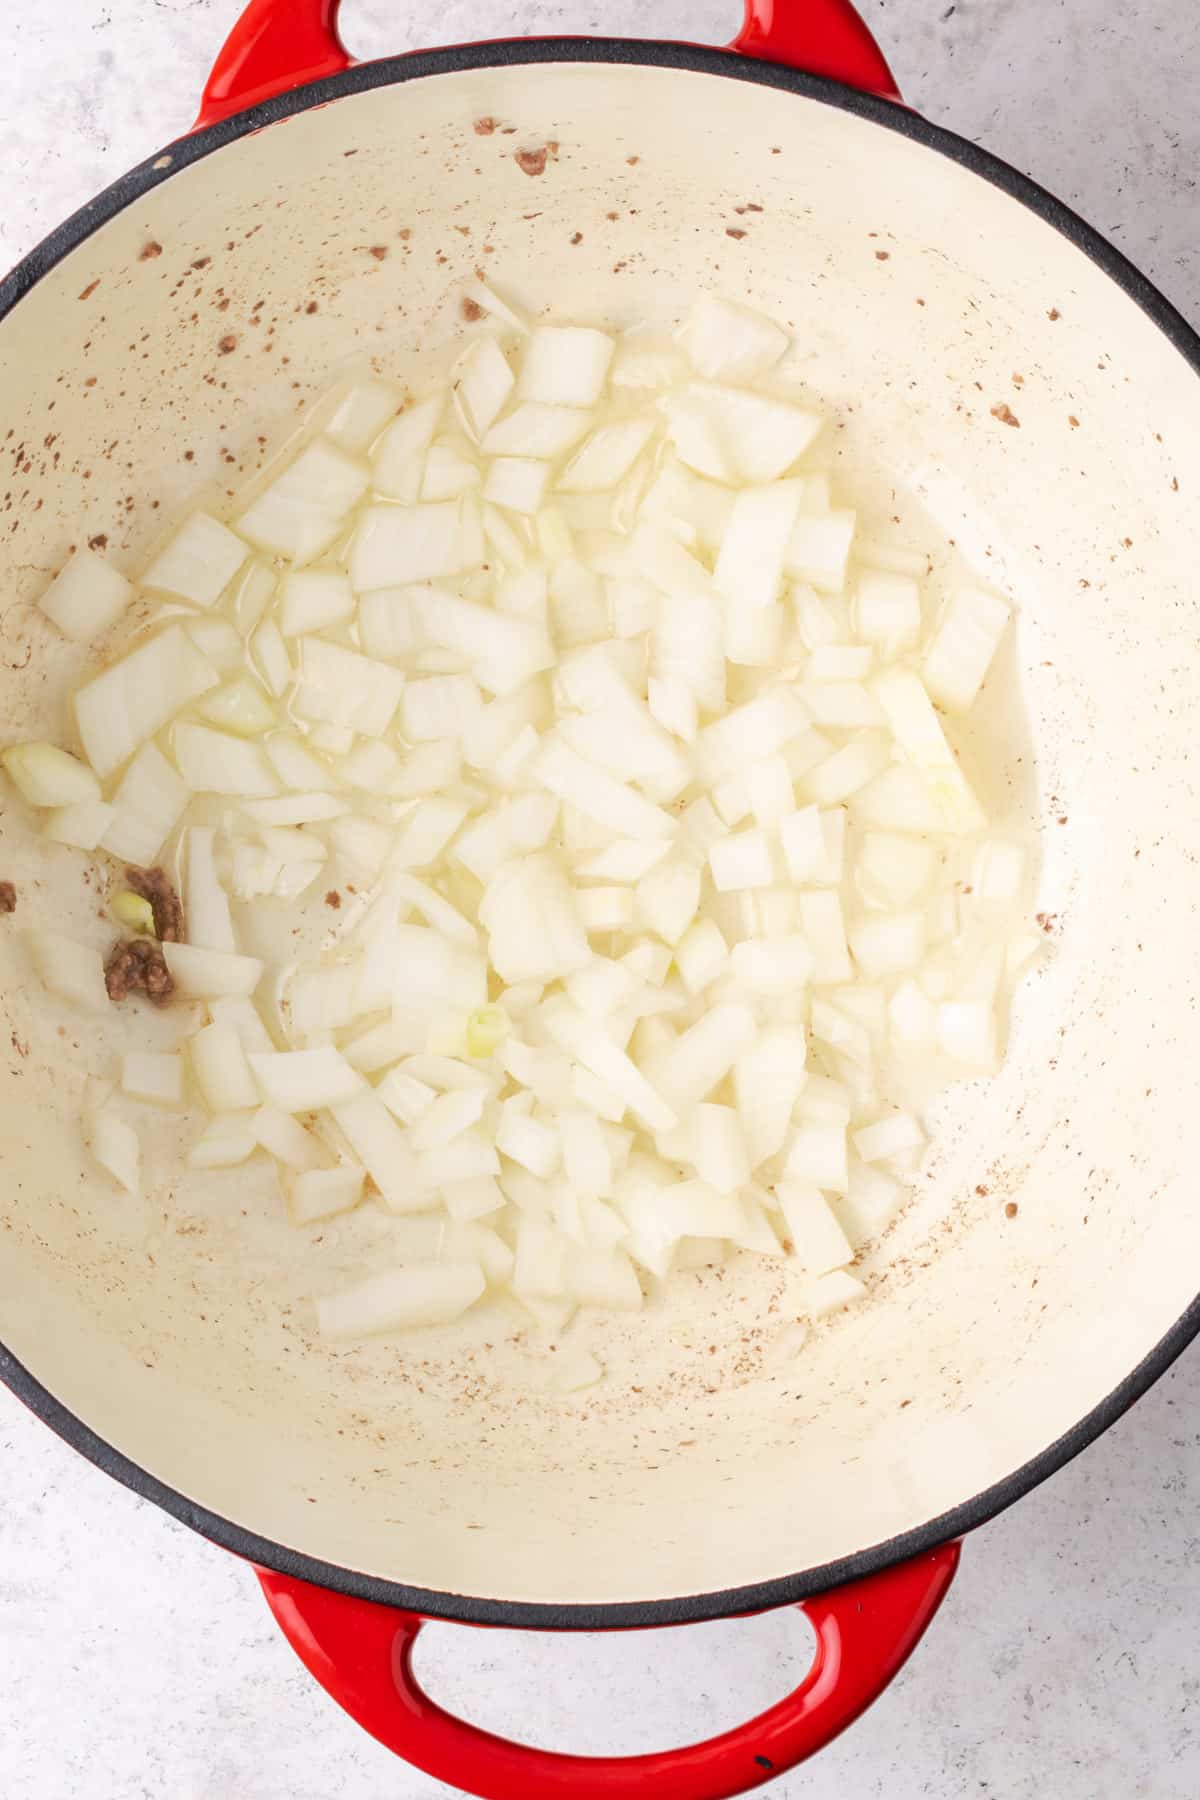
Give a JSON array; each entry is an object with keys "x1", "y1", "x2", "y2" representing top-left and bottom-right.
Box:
[
  {"x1": 257, "y1": 1541, "x2": 959, "y2": 1798},
  {"x1": 195, "y1": 1, "x2": 899, "y2": 131}
]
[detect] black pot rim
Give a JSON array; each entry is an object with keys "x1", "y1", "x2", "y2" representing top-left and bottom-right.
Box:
[{"x1": 3, "y1": 35, "x2": 1199, "y2": 1634}]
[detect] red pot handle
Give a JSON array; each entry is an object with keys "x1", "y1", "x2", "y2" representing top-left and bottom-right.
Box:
[
  {"x1": 195, "y1": 1, "x2": 899, "y2": 130},
  {"x1": 257, "y1": 1542, "x2": 959, "y2": 1799}
]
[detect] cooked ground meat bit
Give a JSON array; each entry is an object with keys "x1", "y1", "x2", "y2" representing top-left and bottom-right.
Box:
[
  {"x1": 124, "y1": 866, "x2": 184, "y2": 942},
  {"x1": 105, "y1": 937, "x2": 175, "y2": 1006},
  {"x1": 0, "y1": 882, "x2": 15, "y2": 914}
]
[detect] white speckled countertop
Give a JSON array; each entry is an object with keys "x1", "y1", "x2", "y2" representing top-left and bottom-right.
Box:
[{"x1": 2, "y1": 4, "x2": 1199, "y2": 1796}]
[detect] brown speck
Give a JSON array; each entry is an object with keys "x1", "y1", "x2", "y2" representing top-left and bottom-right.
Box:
[
  {"x1": 570, "y1": 231, "x2": 583, "y2": 245},
  {"x1": 1172, "y1": 476, "x2": 1179, "y2": 492},
  {"x1": 1011, "y1": 372, "x2": 1024, "y2": 386},
  {"x1": 87, "y1": 532, "x2": 108, "y2": 551},
  {"x1": 305, "y1": 301, "x2": 319, "y2": 315},
  {"x1": 1048, "y1": 307, "x2": 1060, "y2": 320},
  {"x1": 398, "y1": 228, "x2": 411, "y2": 242},
  {"x1": 1122, "y1": 536, "x2": 1133, "y2": 548},
  {"x1": 325, "y1": 890, "x2": 342, "y2": 910},
  {"x1": 217, "y1": 333, "x2": 238, "y2": 355},
  {"x1": 1005, "y1": 1202, "x2": 1019, "y2": 1219},
  {"x1": 975, "y1": 1184, "x2": 989, "y2": 1197},
  {"x1": 1068, "y1": 414, "x2": 1080, "y2": 429},
  {"x1": 139, "y1": 241, "x2": 163, "y2": 263},
  {"x1": 516, "y1": 148, "x2": 548, "y2": 177},
  {"x1": 78, "y1": 280, "x2": 100, "y2": 301},
  {"x1": 627, "y1": 155, "x2": 640, "y2": 165},
  {"x1": 460, "y1": 297, "x2": 484, "y2": 322},
  {"x1": 1057, "y1": 815, "x2": 1068, "y2": 825},
  {"x1": 191, "y1": 256, "x2": 211, "y2": 270},
  {"x1": 369, "y1": 245, "x2": 388, "y2": 260},
  {"x1": 0, "y1": 882, "x2": 15, "y2": 915},
  {"x1": 83, "y1": 377, "x2": 97, "y2": 389},
  {"x1": 874, "y1": 249, "x2": 890, "y2": 261},
  {"x1": 474, "y1": 116, "x2": 498, "y2": 135},
  {"x1": 1035, "y1": 911, "x2": 1057, "y2": 934},
  {"x1": 606, "y1": 211, "x2": 619, "y2": 221},
  {"x1": 990, "y1": 402, "x2": 1020, "y2": 428},
  {"x1": 726, "y1": 227, "x2": 747, "y2": 240}
]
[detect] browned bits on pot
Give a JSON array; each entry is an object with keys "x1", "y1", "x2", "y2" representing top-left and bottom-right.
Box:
[
  {"x1": 874, "y1": 249, "x2": 890, "y2": 261},
  {"x1": 1068, "y1": 414, "x2": 1080, "y2": 429},
  {"x1": 975, "y1": 1184, "x2": 989, "y2": 1196},
  {"x1": 460, "y1": 297, "x2": 485, "y2": 322},
  {"x1": 87, "y1": 533, "x2": 108, "y2": 551},
  {"x1": 474, "y1": 116, "x2": 498, "y2": 135},
  {"x1": 516, "y1": 147, "x2": 548, "y2": 178},
  {"x1": 1048, "y1": 307, "x2": 1060, "y2": 320},
  {"x1": 726, "y1": 227, "x2": 747, "y2": 240},
  {"x1": 139, "y1": 241, "x2": 163, "y2": 262},
  {"x1": 305, "y1": 301, "x2": 319, "y2": 315},
  {"x1": 217, "y1": 334, "x2": 238, "y2": 355},
  {"x1": 570, "y1": 232, "x2": 583, "y2": 246},
  {"x1": 1005, "y1": 1202, "x2": 1019, "y2": 1219},
  {"x1": 368, "y1": 245, "x2": 389, "y2": 260},
  {"x1": 105, "y1": 937, "x2": 174, "y2": 1007},
  {"x1": 78, "y1": 280, "x2": 100, "y2": 301},
  {"x1": 124, "y1": 866, "x2": 184, "y2": 942},
  {"x1": 325, "y1": 889, "x2": 341, "y2": 910},
  {"x1": 0, "y1": 881, "x2": 16, "y2": 915},
  {"x1": 990, "y1": 402, "x2": 1020, "y2": 428}
]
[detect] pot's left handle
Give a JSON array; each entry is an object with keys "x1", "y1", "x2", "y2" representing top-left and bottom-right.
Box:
[
  {"x1": 196, "y1": 0, "x2": 350, "y2": 129},
  {"x1": 257, "y1": 1543, "x2": 959, "y2": 1799},
  {"x1": 194, "y1": 0, "x2": 899, "y2": 131}
]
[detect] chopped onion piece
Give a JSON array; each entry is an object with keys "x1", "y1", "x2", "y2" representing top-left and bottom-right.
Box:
[
  {"x1": 778, "y1": 1181, "x2": 854, "y2": 1275},
  {"x1": 2, "y1": 742, "x2": 101, "y2": 808},
  {"x1": 317, "y1": 1262, "x2": 485, "y2": 1339},
  {"x1": 331, "y1": 1091, "x2": 429, "y2": 1212},
  {"x1": 174, "y1": 723, "x2": 278, "y2": 797},
  {"x1": 39, "y1": 547, "x2": 132, "y2": 642},
  {"x1": 923, "y1": 585, "x2": 1011, "y2": 712},
  {"x1": 292, "y1": 637, "x2": 405, "y2": 736},
  {"x1": 453, "y1": 337, "x2": 515, "y2": 441},
  {"x1": 373, "y1": 396, "x2": 442, "y2": 504},
  {"x1": 143, "y1": 511, "x2": 248, "y2": 608},
  {"x1": 84, "y1": 1090, "x2": 140, "y2": 1192},
  {"x1": 279, "y1": 570, "x2": 355, "y2": 637},
  {"x1": 75, "y1": 625, "x2": 218, "y2": 779},
  {"x1": 289, "y1": 1166, "x2": 365, "y2": 1225},
  {"x1": 162, "y1": 942, "x2": 263, "y2": 999},
  {"x1": 325, "y1": 379, "x2": 400, "y2": 453},
  {"x1": 678, "y1": 294, "x2": 789, "y2": 381},
  {"x1": 519, "y1": 326, "x2": 614, "y2": 407},
  {"x1": 237, "y1": 440, "x2": 369, "y2": 562},
  {"x1": 44, "y1": 798, "x2": 115, "y2": 851}
]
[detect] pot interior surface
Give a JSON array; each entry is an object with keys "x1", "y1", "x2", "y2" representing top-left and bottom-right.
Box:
[{"x1": 1, "y1": 52, "x2": 1198, "y2": 1610}]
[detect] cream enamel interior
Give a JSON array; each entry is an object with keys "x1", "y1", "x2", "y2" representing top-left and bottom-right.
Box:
[{"x1": 1, "y1": 57, "x2": 1198, "y2": 1609}]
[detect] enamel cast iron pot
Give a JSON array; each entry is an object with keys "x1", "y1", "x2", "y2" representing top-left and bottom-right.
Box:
[{"x1": 2, "y1": 2, "x2": 1200, "y2": 1794}]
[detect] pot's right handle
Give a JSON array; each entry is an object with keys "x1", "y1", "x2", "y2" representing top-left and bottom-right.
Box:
[
  {"x1": 195, "y1": 1, "x2": 899, "y2": 131},
  {"x1": 258, "y1": 1542, "x2": 960, "y2": 1800},
  {"x1": 731, "y1": 1, "x2": 901, "y2": 100}
]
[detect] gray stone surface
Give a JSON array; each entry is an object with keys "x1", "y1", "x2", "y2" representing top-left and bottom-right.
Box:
[{"x1": 2, "y1": 3, "x2": 1199, "y2": 1796}]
